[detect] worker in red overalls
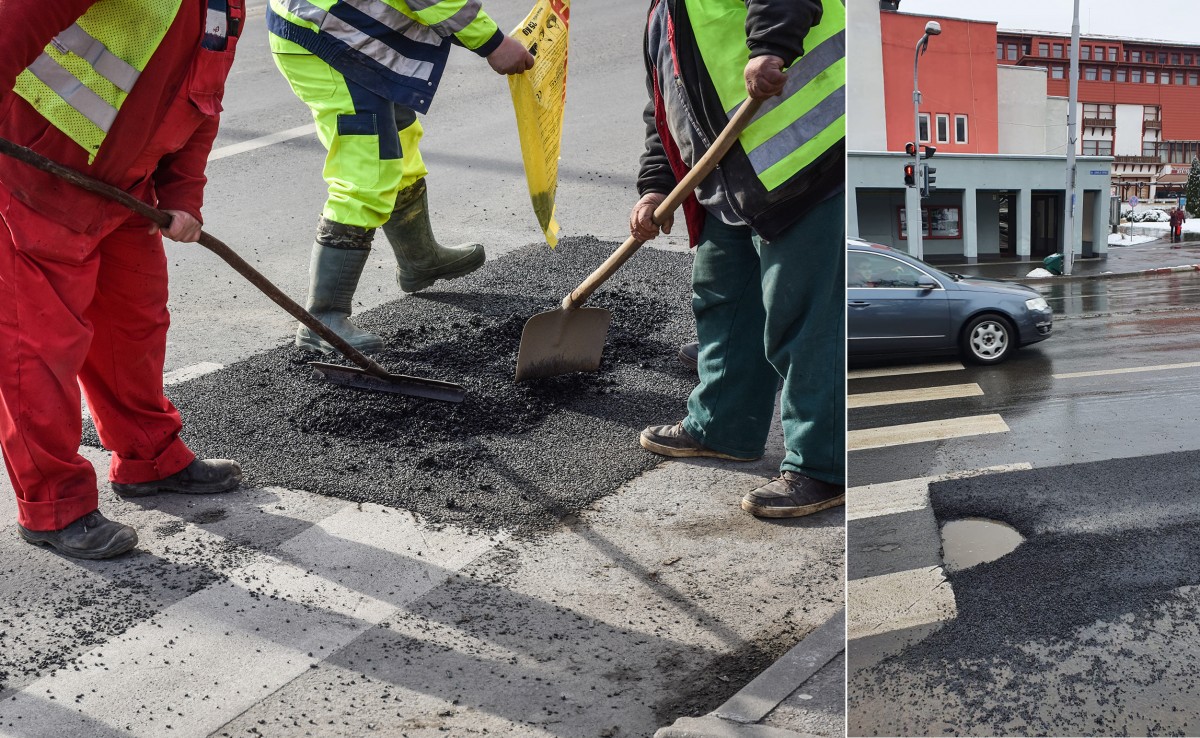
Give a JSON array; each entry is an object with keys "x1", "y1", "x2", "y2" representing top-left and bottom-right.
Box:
[{"x1": 0, "y1": 0, "x2": 245, "y2": 559}]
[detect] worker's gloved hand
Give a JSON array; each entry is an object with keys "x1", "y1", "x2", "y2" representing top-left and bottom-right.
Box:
[
  {"x1": 488, "y1": 35, "x2": 535, "y2": 75},
  {"x1": 630, "y1": 192, "x2": 672, "y2": 242},
  {"x1": 150, "y1": 210, "x2": 202, "y2": 243},
  {"x1": 745, "y1": 55, "x2": 787, "y2": 99}
]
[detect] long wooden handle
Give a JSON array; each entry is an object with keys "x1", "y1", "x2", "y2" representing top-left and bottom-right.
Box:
[
  {"x1": 562, "y1": 96, "x2": 765, "y2": 311},
  {"x1": 0, "y1": 136, "x2": 391, "y2": 380}
]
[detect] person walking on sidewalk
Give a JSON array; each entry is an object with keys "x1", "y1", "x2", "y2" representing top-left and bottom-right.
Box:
[
  {"x1": 0, "y1": 0, "x2": 247, "y2": 560},
  {"x1": 630, "y1": 0, "x2": 846, "y2": 518},
  {"x1": 1171, "y1": 206, "x2": 1186, "y2": 243},
  {"x1": 266, "y1": 0, "x2": 534, "y2": 353}
]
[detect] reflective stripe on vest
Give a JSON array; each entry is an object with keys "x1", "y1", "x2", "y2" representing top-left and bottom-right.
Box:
[
  {"x1": 13, "y1": 0, "x2": 183, "y2": 163},
  {"x1": 684, "y1": 0, "x2": 845, "y2": 191}
]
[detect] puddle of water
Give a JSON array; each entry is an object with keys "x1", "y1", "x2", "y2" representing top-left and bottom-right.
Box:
[{"x1": 941, "y1": 518, "x2": 1025, "y2": 572}]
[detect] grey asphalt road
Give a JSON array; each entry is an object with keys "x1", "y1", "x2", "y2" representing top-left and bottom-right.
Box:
[
  {"x1": 848, "y1": 271, "x2": 1200, "y2": 735},
  {"x1": 0, "y1": 5, "x2": 844, "y2": 737}
]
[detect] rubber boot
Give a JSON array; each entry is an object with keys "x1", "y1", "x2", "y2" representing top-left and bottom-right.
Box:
[
  {"x1": 295, "y1": 219, "x2": 385, "y2": 354},
  {"x1": 382, "y1": 179, "x2": 485, "y2": 293}
]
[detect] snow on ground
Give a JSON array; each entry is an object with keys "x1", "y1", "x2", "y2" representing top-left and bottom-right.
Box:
[{"x1": 1109, "y1": 232, "x2": 1159, "y2": 246}]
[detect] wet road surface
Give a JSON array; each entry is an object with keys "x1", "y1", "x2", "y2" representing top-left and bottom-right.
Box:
[{"x1": 848, "y1": 271, "x2": 1200, "y2": 736}]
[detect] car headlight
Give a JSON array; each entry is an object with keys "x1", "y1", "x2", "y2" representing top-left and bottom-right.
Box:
[{"x1": 1025, "y1": 297, "x2": 1049, "y2": 311}]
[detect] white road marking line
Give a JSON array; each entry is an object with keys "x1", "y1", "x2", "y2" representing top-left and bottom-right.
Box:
[
  {"x1": 848, "y1": 362, "x2": 964, "y2": 380},
  {"x1": 848, "y1": 414, "x2": 1009, "y2": 452},
  {"x1": 0, "y1": 500, "x2": 500, "y2": 737},
  {"x1": 208, "y1": 123, "x2": 316, "y2": 161},
  {"x1": 1054, "y1": 360, "x2": 1200, "y2": 380},
  {"x1": 163, "y1": 362, "x2": 224, "y2": 385},
  {"x1": 848, "y1": 383, "x2": 983, "y2": 409},
  {"x1": 847, "y1": 463, "x2": 1033, "y2": 521},
  {"x1": 848, "y1": 566, "x2": 957, "y2": 641}
]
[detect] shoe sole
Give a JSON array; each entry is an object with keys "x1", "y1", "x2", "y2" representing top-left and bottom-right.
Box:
[
  {"x1": 741, "y1": 493, "x2": 846, "y2": 518},
  {"x1": 638, "y1": 434, "x2": 760, "y2": 461},
  {"x1": 398, "y1": 250, "x2": 486, "y2": 293},
  {"x1": 18, "y1": 528, "x2": 138, "y2": 560},
  {"x1": 677, "y1": 347, "x2": 698, "y2": 371},
  {"x1": 112, "y1": 475, "x2": 243, "y2": 498},
  {"x1": 295, "y1": 333, "x2": 385, "y2": 355}
]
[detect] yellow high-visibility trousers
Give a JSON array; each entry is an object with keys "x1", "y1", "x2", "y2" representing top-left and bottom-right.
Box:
[{"x1": 273, "y1": 52, "x2": 428, "y2": 228}]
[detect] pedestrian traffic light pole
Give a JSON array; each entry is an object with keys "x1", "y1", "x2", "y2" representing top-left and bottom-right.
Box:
[
  {"x1": 1063, "y1": 0, "x2": 1081, "y2": 276},
  {"x1": 910, "y1": 21, "x2": 941, "y2": 261}
]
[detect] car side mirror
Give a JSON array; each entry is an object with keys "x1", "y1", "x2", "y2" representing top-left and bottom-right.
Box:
[{"x1": 916, "y1": 277, "x2": 938, "y2": 292}]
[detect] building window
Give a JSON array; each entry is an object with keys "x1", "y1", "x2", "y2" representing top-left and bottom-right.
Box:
[
  {"x1": 1190, "y1": 73, "x2": 1199, "y2": 85},
  {"x1": 1117, "y1": 69, "x2": 1128, "y2": 82},
  {"x1": 1163, "y1": 72, "x2": 1171, "y2": 84},
  {"x1": 1082, "y1": 140, "x2": 1113, "y2": 156},
  {"x1": 1171, "y1": 53, "x2": 1180, "y2": 64},
  {"x1": 1132, "y1": 69, "x2": 1142, "y2": 83},
  {"x1": 1108, "y1": 47, "x2": 1117, "y2": 62},
  {"x1": 1053, "y1": 43, "x2": 1063, "y2": 58},
  {"x1": 935, "y1": 114, "x2": 950, "y2": 144},
  {"x1": 955, "y1": 115, "x2": 968, "y2": 144},
  {"x1": 1084, "y1": 104, "x2": 1115, "y2": 120},
  {"x1": 918, "y1": 113, "x2": 930, "y2": 143},
  {"x1": 1177, "y1": 72, "x2": 1185, "y2": 85},
  {"x1": 1052, "y1": 66, "x2": 1065, "y2": 80},
  {"x1": 1101, "y1": 68, "x2": 1112, "y2": 82},
  {"x1": 1080, "y1": 45, "x2": 1091, "y2": 60},
  {"x1": 1145, "y1": 106, "x2": 1160, "y2": 122},
  {"x1": 1147, "y1": 70, "x2": 1157, "y2": 84},
  {"x1": 1131, "y1": 51, "x2": 1141, "y2": 63},
  {"x1": 1160, "y1": 52, "x2": 1168, "y2": 63},
  {"x1": 1144, "y1": 141, "x2": 1159, "y2": 157},
  {"x1": 1084, "y1": 67, "x2": 1097, "y2": 81},
  {"x1": 1189, "y1": 54, "x2": 1195, "y2": 65},
  {"x1": 1007, "y1": 44, "x2": 1018, "y2": 61},
  {"x1": 1039, "y1": 42, "x2": 1050, "y2": 57},
  {"x1": 996, "y1": 43, "x2": 1004, "y2": 60}
]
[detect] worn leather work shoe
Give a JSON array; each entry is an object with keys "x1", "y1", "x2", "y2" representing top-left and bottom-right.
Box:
[
  {"x1": 18, "y1": 510, "x2": 138, "y2": 560},
  {"x1": 111, "y1": 459, "x2": 243, "y2": 498},
  {"x1": 678, "y1": 341, "x2": 699, "y2": 371},
  {"x1": 639, "y1": 422, "x2": 761, "y2": 461},
  {"x1": 741, "y1": 471, "x2": 845, "y2": 518}
]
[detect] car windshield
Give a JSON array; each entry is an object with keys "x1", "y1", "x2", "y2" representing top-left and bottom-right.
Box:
[{"x1": 849, "y1": 250, "x2": 946, "y2": 288}]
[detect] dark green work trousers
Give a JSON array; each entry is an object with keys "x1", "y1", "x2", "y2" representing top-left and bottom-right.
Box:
[{"x1": 681, "y1": 193, "x2": 845, "y2": 485}]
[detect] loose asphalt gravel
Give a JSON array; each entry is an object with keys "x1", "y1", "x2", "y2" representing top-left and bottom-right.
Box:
[
  {"x1": 85, "y1": 236, "x2": 698, "y2": 535},
  {"x1": 851, "y1": 452, "x2": 1200, "y2": 735}
]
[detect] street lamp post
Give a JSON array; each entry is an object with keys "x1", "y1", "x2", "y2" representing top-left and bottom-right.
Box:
[
  {"x1": 1063, "y1": 0, "x2": 1081, "y2": 275},
  {"x1": 909, "y1": 20, "x2": 941, "y2": 260}
]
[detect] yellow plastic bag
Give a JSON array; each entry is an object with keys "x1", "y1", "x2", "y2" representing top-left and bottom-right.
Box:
[{"x1": 508, "y1": 0, "x2": 569, "y2": 248}]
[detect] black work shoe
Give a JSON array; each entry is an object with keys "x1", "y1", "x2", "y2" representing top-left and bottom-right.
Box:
[
  {"x1": 678, "y1": 342, "x2": 699, "y2": 372},
  {"x1": 18, "y1": 510, "x2": 138, "y2": 560},
  {"x1": 639, "y1": 422, "x2": 760, "y2": 461},
  {"x1": 741, "y1": 471, "x2": 845, "y2": 518},
  {"x1": 111, "y1": 459, "x2": 243, "y2": 498}
]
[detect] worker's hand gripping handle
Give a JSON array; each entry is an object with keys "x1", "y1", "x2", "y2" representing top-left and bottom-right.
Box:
[{"x1": 561, "y1": 97, "x2": 765, "y2": 312}]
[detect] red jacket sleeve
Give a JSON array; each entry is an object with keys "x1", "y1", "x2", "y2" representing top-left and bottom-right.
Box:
[
  {"x1": 152, "y1": 112, "x2": 218, "y2": 222},
  {"x1": 0, "y1": 0, "x2": 99, "y2": 95}
]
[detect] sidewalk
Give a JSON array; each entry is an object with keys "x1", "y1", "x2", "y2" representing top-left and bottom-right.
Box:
[{"x1": 934, "y1": 236, "x2": 1200, "y2": 281}]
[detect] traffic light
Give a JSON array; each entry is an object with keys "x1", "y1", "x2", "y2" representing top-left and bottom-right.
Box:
[
  {"x1": 904, "y1": 163, "x2": 916, "y2": 187},
  {"x1": 905, "y1": 141, "x2": 917, "y2": 157},
  {"x1": 922, "y1": 145, "x2": 937, "y2": 159},
  {"x1": 921, "y1": 163, "x2": 937, "y2": 197}
]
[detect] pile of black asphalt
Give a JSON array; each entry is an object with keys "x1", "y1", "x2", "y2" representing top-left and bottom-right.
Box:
[
  {"x1": 854, "y1": 452, "x2": 1200, "y2": 733},
  {"x1": 85, "y1": 236, "x2": 700, "y2": 534}
]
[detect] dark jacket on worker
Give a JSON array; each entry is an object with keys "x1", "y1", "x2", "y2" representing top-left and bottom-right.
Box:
[{"x1": 637, "y1": 0, "x2": 843, "y2": 243}]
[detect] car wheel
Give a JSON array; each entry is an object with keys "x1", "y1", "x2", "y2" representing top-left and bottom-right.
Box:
[{"x1": 961, "y1": 314, "x2": 1015, "y2": 365}]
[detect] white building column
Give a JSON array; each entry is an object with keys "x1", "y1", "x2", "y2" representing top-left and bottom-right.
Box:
[
  {"x1": 847, "y1": 187, "x2": 860, "y2": 239},
  {"x1": 1092, "y1": 190, "x2": 1109, "y2": 256},
  {"x1": 962, "y1": 188, "x2": 978, "y2": 262},
  {"x1": 1016, "y1": 188, "x2": 1032, "y2": 258}
]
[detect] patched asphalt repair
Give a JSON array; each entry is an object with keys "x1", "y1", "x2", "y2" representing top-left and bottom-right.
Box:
[
  {"x1": 85, "y1": 236, "x2": 698, "y2": 534},
  {"x1": 850, "y1": 452, "x2": 1200, "y2": 736}
]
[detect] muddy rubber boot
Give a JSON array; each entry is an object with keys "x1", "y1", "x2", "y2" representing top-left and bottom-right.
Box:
[
  {"x1": 296, "y1": 219, "x2": 385, "y2": 354},
  {"x1": 383, "y1": 179, "x2": 485, "y2": 293}
]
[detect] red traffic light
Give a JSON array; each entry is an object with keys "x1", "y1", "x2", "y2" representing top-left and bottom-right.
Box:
[
  {"x1": 903, "y1": 164, "x2": 916, "y2": 187},
  {"x1": 905, "y1": 142, "x2": 917, "y2": 157}
]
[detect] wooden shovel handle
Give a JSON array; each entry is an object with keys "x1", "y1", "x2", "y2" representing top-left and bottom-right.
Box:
[
  {"x1": 0, "y1": 136, "x2": 391, "y2": 380},
  {"x1": 562, "y1": 96, "x2": 765, "y2": 311}
]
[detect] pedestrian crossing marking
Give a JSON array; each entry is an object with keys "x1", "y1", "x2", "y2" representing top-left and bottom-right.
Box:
[
  {"x1": 208, "y1": 123, "x2": 317, "y2": 162},
  {"x1": 849, "y1": 414, "x2": 1009, "y2": 451},
  {"x1": 848, "y1": 362, "x2": 965, "y2": 380},
  {"x1": 847, "y1": 464, "x2": 1033, "y2": 521},
  {"x1": 847, "y1": 566, "x2": 957, "y2": 640},
  {"x1": 1054, "y1": 360, "x2": 1200, "y2": 380},
  {"x1": 848, "y1": 383, "x2": 983, "y2": 409}
]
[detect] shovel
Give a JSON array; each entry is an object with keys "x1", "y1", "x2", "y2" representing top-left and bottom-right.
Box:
[
  {"x1": 0, "y1": 137, "x2": 466, "y2": 403},
  {"x1": 514, "y1": 97, "x2": 763, "y2": 382}
]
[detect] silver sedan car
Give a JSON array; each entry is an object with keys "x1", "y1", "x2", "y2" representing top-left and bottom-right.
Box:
[{"x1": 848, "y1": 239, "x2": 1053, "y2": 365}]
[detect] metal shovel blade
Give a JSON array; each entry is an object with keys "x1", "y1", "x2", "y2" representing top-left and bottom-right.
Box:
[
  {"x1": 514, "y1": 306, "x2": 613, "y2": 382},
  {"x1": 310, "y1": 362, "x2": 467, "y2": 403}
]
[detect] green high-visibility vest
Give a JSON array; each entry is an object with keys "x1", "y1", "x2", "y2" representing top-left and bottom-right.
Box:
[
  {"x1": 14, "y1": 0, "x2": 184, "y2": 164},
  {"x1": 684, "y1": 0, "x2": 845, "y2": 191}
]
